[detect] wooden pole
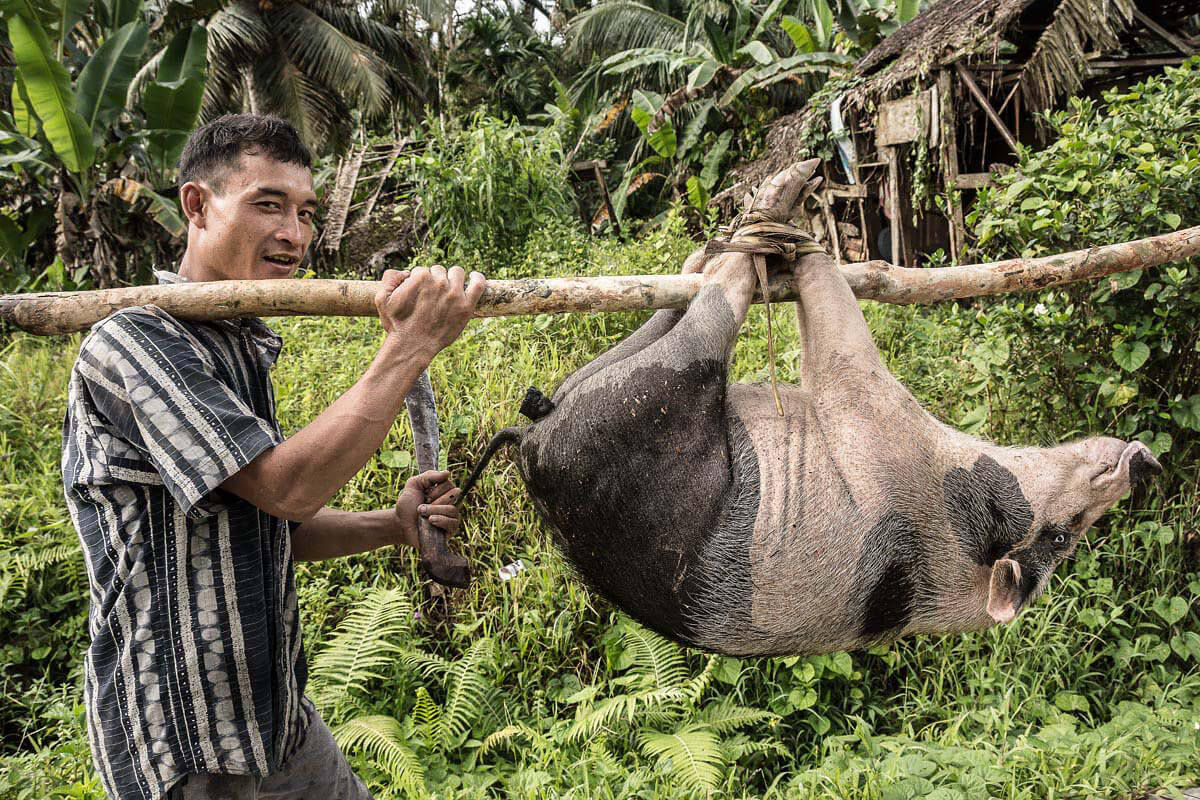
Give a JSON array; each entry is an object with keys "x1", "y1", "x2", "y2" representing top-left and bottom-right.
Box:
[
  {"x1": 955, "y1": 62, "x2": 1020, "y2": 154},
  {"x1": 2, "y1": 226, "x2": 1198, "y2": 336}
]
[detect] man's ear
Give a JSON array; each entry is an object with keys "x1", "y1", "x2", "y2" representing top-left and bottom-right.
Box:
[
  {"x1": 179, "y1": 181, "x2": 209, "y2": 228},
  {"x1": 987, "y1": 558, "x2": 1023, "y2": 624}
]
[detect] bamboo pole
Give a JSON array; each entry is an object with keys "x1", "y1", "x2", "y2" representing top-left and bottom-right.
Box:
[{"x1": 1, "y1": 226, "x2": 1198, "y2": 337}]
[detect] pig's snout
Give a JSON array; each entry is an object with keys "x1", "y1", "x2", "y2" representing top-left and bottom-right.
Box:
[{"x1": 1127, "y1": 443, "x2": 1162, "y2": 487}]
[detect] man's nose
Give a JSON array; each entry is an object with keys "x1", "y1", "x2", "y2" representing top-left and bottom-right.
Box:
[{"x1": 275, "y1": 211, "x2": 304, "y2": 245}]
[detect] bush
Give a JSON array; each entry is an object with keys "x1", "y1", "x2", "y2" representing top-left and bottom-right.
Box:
[
  {"x1": 966, "y1": 57, "x2": 1200, "y2": 480},
  {"x1": 404, "y1": 114, "x2": 580, "y2": 266}
]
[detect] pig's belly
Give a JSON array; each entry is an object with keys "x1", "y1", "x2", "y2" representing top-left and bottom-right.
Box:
[{"x1": 704, "y1": 384, "x2": 870, "y2": 655}]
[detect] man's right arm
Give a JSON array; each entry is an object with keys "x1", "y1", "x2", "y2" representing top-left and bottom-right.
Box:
[{"x1": 219, "y1": 266, "x2": 485, "y2": 521}]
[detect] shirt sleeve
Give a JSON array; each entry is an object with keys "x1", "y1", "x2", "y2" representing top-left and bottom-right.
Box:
[{"x1": 75, "y1": 308, "x2": 282, "y2": 517}]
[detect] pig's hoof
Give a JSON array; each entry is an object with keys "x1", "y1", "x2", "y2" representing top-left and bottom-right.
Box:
[{"x1": 520, "y1": 386, "x2": 555, "y2": 421}]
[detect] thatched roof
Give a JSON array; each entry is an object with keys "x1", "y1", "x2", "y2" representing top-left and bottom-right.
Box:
[{"x1": 722, "y1": 0, "x2": 1195, "y2": 205}]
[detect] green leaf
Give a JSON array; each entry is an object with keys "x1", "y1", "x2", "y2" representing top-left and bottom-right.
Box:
[
  {"x1": 1171, "y1": 394, "x2": 1200, "y2": 432},
  {"x1": 686, "y1": 175, "x2": 709, "y2": 210},
  {"x1": 736, "y1": 40, "x2": 773, "y2": 66},
  {"x1": 781, "y1": 15, "x2": 816, "y2": 53},
  {"x1": 379, "y1": 449, "x2": 413, "y2": 470},
  {"x1": 958, "y1": 404, "x2": 988, "y2": 433},
  {"x1": 686, "y1": 60, "x2": 719, "y2": 92},
  {"x1": 0, "y1": 214, "x2": 26, "y2": 265},
  {"x1": 1163, "y1": 212, "x2": 1182, "y2": 229},
  {"x1": 11, "y1": 73, "x2": 39, "y2": 138},
  {"x1": 156, "y1": 24, "x2": 208, "y2": 85},
  {"x1": 638, "y1": 724, "x2": 725, "y2": 793},
  {"x1": 812, "y1": 0, "x2": 833, "y2": 48},
  {"x1": 105, "y1": 0, "x2": 141, "y2": 27},
  {"x1": 1053, "y1": 691, "x2": 1089, "y2": 712},
  {"x1": 142, "y1": 78, "x2": 205, "y2": 172},
  {"x1": 700, "y1": 129, "x2": 731, "y2": 190},
  {"x1": 630, "y1": 90, "x2": 675, "y2": 158},
  {"x1": 75, "y1": 20, "x2": 148, "y2": 138},
  {"x1": 7, "y1": 11, "x2": 94, "y2": 173},
  {"x1": 1112, "y1": 340, "x2": 1150, "y2": 372},
  {"x1": 1170, "y1": 631, "x2": 1200, "y2": 661},
  {"x1": 1152, "y1": 596, "x2": 1188, "y2": 626},
  {"x1": 751, "y1": 0, "x2": 790, "y2": 40},
  {"x1": 897, "y1": 0, "x2": 919, "y2": 23}
]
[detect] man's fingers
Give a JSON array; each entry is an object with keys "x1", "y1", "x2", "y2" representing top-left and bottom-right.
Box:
[
  {"x1": 429, "y1": 486, "x2": 461, "y2": 505},
  {"x1": 466, "y1": 271, "x2": 486, "y2": 304},
  {"x1": 376, "y1": 270, "x2": 408, "y2": 312},
  {"x1": 447, "y1": 265, "x2": 465, "y2": 293},
  {"x1": 424, "y1": 514, "x2": 458, "y2": 532},
  {"x1": 419, "y1": 503, "x2": 457, "y2": 518}
]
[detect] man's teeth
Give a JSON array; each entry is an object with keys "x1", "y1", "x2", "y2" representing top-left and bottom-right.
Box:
[{"x1": 264, "y1": 256, "x2": 296, "y2": 265}]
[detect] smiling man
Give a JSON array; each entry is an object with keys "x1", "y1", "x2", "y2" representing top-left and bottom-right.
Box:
[{"x1": 61, "y1": 114, "x2": 484, "y2": 800}]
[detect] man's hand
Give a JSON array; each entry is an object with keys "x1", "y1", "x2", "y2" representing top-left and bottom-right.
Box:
[
  {"x1": 374, "y1": 266, "x2": 486, "y2": 356},
  {"x1": 394, "y1": 469, "x2": 462, "y2": 549}
]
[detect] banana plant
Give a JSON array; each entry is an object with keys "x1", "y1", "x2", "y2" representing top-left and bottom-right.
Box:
[{"x1": 1, "y1": 0, "x2": 205, "y2": 279}]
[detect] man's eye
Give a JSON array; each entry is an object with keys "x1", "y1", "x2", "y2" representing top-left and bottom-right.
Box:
[{"x1": 259, "y1": 201, "x2": 280, "y2": 211}]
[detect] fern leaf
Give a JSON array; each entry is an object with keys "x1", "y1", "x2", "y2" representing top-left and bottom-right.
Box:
[
  {"x1": 412, "y1": 686, "x2": 441, "y2": 742},
  {"x1": 333, "y1": 715, "x2": 425, "y2": 798},
  {"x1": 307, "y1": 588, "x2": 413, "y2": 714},
  {"x1": 399, "y1": 648, "x2": 454, "y2": 680},
  {"x1": 620, "y1": 622, "x2": 688, "y2": 689},
  {"x1": 481, "y1": 723, "x2": 532, "y2": 755},
  {"x1": 697, "y1": 699, "x2": 778, "y2": 734},
  {"x1": 566, "y1": 693, "x2": 642, "y2": 743},
  {"x1": 440, "y1": 638, "x2": 493, "y2": 749},
  {"x1": 638, "y1": 723, "x2": 725, "y2": 795}
]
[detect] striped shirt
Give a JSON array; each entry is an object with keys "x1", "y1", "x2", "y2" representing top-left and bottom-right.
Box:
[{"x1": 61, "y1": 270, "x2": 309, "y2": 800}]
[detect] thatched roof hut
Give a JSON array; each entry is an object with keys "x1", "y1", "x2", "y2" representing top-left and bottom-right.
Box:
[{"x1": 725, "y1": 0, "x2": 1199, "y2": 265}]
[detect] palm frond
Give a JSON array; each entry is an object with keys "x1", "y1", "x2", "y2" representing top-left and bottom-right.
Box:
[
  {"x1": 273, "y1": 3, "x2": 391, "y2": 115},
  {"x1": 638, "y1": 723, "x2": 726, "y2": 795},
  {"x1": 566, "y1": 0, "x2": 687, "y2": 63},
  {"x1": 1018, "y1": 0, "x2": 1134, "y2": 113},
  {"x1": 332, "y1": 715, "x2": 426, "y2": 797},
  {"x1": 307, "y1": 587, "x2": 413, "y2": 714}
]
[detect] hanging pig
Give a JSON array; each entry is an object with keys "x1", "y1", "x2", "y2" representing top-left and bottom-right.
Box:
[{"x1": 466, "y1": 159, "x2": 1162, "y2": 657}]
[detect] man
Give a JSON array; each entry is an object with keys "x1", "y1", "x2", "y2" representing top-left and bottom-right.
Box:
[{"x1": 61, "y1": 114, "x2": 485, "y2": 800}]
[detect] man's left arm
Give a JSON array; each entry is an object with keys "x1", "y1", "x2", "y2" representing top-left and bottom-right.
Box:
[{"x1": 290, "y1": 470, "x2": 461, "y2": 561}]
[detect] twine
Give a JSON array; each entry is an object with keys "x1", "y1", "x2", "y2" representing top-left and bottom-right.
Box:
[{"x1": 705, "y1": 211, "x2": 826, "y2": 416}]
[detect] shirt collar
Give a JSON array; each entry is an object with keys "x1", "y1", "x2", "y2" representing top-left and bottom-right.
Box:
[{"x1": 155, "y1": 269, "x2": 283, "y2": 366}]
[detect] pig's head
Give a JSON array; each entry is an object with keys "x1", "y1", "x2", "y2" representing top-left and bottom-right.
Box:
[{"x1": 950, "y1": 437, "x2": 1162, "y2": 626}]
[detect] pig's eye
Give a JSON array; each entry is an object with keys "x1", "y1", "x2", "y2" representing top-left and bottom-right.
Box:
[{"x1": 1054, "y1": 533, "x2": 1066, "y2": 544}]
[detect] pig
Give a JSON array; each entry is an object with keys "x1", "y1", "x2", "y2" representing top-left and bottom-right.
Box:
[{"x1": 465, "y1": 159, "x2": 1162, "y2": 657}]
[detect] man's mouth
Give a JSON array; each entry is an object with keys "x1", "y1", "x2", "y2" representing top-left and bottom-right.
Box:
[{"x1": 263, "y1": 254, "x2": 299, "y2": 267}]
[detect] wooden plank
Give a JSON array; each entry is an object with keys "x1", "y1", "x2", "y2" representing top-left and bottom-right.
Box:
[
  {"x1": 883, "y1": 145, "x2": 903, "y2": 266},
  {"x1": 827, "y1": 182, "x2": 868, "y2": 198},
  {"x1": 1087, "y1": 56, "x2": 1188, "y2": 69},
  {"x1": 571, "y1": 160, "x2": 608, "y2": 171},
  {"x1": 1133, "y1": 8, "x2": 1196, "y2": 55},
  {"x1": 954, "y1": 173, "x2": 993, "y2": 190},
  {"x1": 955, "y1": 62, "x2": 1019, "y2": 154},
  {"x1": 876, "y1": 90, "x2": 932, "y2": 146},
  {"x1": 592, "y1": 163, "x2": 621, "y2": 237}
]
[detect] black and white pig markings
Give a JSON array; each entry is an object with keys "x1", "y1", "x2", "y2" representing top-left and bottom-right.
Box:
[{"x1": 466, "y1": 159, "x2": 1163, "y2": 657}]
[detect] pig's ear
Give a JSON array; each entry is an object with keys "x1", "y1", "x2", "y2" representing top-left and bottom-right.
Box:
[{"x1": 987, "y1": 558, "x2": 1023, "y2": 624}]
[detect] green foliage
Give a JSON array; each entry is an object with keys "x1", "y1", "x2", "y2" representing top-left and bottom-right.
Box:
[
  {"x1": 968, "y1": 58, "x2": 1200, "y2": 473},
  {"x1": 403, "y1": 114, "x2": 579, "y2": 264}
]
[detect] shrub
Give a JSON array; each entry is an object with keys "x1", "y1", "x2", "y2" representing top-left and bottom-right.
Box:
[
  {"x1": 403, "y1": 114, "x2": 580, "y2": 265},
  {"x1": 966, "y1": 57, "x2": 1200, "y2": 481}
]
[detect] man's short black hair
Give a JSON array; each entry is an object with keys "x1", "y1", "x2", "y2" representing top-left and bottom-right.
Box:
[{"x1": 178, "y1": 114, "x2": 313, "y2": 193}]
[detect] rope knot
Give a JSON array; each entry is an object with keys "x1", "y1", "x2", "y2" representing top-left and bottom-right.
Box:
[{"x1": 703, "y1": 216, "x2": 827, "y2": 416}]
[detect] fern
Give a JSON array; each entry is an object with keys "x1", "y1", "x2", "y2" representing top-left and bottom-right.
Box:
[
  {"x1": 638, "y1": 723, "x2": 725, "y2": 795},
  {"x1": 438, "y1": 638, "x2": 493, "y2": 750},
  {"x1": 481, "y1": 723, "x2": 534, "y2": 754},
  {"x1": 0, "y1": 542, "x2": 79, "y2": 607},
  {"x1": 307, "y1": 588, "x2": 413, "y2": 716},
  {"x1": 697, "y1": 699, "x2": 778, "y2": 734},
  {"x1": 412, "y1": 686, "x2": 441, "y2": 742},
  {"x1": 333, "y1": 715, "x2": 426, "y2": 799},
  {"x1": 619, "y1": 622, "x2": 688, "y2": 690}
]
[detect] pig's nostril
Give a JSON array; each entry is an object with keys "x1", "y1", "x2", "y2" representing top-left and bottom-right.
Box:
[{"x1": 1128, "y1": 449, "x2": 1163, "y2": 486}]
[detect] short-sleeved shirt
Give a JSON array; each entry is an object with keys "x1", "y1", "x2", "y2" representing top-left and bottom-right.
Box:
[{"x1": 61, "y1": 270, "x2": 309, "y2": 800}]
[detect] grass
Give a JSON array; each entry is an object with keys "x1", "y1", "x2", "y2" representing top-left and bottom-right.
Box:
[{"x1": 0, "y1": 216, "x2": 1197, "y2": 799}]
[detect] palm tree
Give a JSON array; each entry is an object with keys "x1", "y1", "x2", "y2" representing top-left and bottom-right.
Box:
[{"x1": 180, "y1": 0, "x2": 429, "y2": 152}]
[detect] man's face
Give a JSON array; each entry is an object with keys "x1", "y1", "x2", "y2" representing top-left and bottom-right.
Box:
[{"x1": 187, "y1": 152, "x2": 317, "y2": 281}]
